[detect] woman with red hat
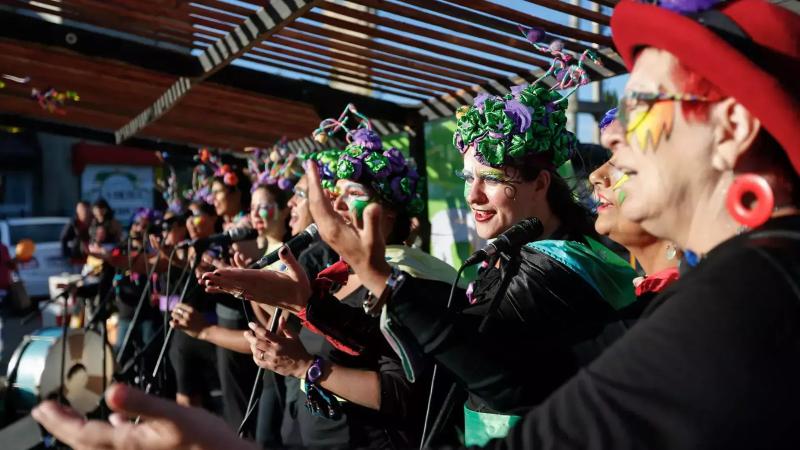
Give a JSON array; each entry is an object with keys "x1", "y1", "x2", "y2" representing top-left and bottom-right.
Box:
[{"x1": 28, "y1": 1, "x2": 800, "y2": 449}]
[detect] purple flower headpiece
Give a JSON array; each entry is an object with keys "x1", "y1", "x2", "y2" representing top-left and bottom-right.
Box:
[{"x1": 246, "y1": 137, "x2": 303, "y2": 193}]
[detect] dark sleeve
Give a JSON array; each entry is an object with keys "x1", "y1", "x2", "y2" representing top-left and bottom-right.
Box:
[
  {"x1": 60, "y1": 221, "x2": 75, "y2": 258},
  {"x1": 388, "y1": 249, "x2": 610, "y2": 412},
  {"x1": 304, "y1": 292, "x2": 380, "y2": 355},
  {"x1": 377, "y1": 351, "x2": 428, "y2": 419},
  {"x1": 484, "y1": 242, "x2": 800, "y2": 450}
]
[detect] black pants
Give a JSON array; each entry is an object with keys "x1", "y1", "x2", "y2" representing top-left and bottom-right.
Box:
[
  {"x1": 216, "y1": 316, "x2": 258, "y2": 437},
  {"x1": 255, "y1": 370, "x2": 286, "y2": 447}
]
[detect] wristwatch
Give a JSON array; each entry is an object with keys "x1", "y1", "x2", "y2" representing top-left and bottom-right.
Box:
[
  {"x1": 362, "y1": 266, "x2": 404, "y2": 317},
  {"x1": 306, "y1": 356, "x2": 324, "y2": 383}
]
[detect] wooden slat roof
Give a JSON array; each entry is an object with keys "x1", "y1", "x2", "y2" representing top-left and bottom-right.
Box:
[{"x1": 0, "y1": 0, "x2": 623, "y2": 151}]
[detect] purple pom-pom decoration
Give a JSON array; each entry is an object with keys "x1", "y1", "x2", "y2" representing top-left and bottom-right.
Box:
[
  {"x1": 277, "y1": 178, "x2": 293, "y2": 191},
  {"x1": 350, "y1": 128, "x2": 383, "y2": 152},
  {"x1": 519, "y1": 25, "x2": 547, "y2": 44}
]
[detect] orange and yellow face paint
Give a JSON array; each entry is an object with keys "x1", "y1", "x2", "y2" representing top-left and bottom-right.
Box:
[{"x1": 625, "y1": 100, "x2": 675, "y2": 153}]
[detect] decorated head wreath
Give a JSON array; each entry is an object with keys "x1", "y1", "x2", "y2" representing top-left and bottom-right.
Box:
[
  {"x1": 155, "y1": 153, "x2": 186, "y2": 214},
  {"x1": 185, "y1": 148, "x2": 217, "y2": 204},
  {"x1": 453, "y1": 25, "x2": 603, "y2": 170},
  {"x1": 305, "y1": 104, "x2": 424, "y2": 216},
  {"x1": 245, "y1": 137, "x2": 303, "y2": 193},
  {"x1": 194, "y1": 147, "x2": 241, "y2": 188},
  {"x1": 132, "y1": 207, "x2": 163, "y2": 225}
]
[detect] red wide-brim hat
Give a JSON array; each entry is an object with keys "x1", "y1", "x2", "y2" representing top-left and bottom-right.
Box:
[{"x1": 611, "y1": 0, "x2": 800, "y2": 175}]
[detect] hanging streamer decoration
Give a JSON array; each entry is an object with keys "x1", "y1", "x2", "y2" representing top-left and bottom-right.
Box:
[
  {"x1": 305, "y1": 104, "x2": 424, "y2": 216},
  {"x1": 31, "y1": 87, "x2": 79, "y2": 115}
]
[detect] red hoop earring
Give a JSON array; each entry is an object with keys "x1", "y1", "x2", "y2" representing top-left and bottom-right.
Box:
[{"x1": 725, "y1": 174, "x2": 774, "y2": 228}]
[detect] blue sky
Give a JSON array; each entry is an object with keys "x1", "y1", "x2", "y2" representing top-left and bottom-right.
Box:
[{"x1": 205, "y1": 0, "x2": 628, "y2": 143}]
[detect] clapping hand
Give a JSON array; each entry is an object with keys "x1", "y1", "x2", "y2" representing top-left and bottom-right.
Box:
[{"x1": 244, "y1": 318, "x2": 313, "y2": 378}]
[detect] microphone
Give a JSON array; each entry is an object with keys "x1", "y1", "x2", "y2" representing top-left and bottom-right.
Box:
[
  {"x1": 177, "y1": 227, "x2": 257, "y2": 249},
  {"x1": 249, "y1": 224, "x2": 320, "y2": 269},
  {"x1": 462, "y1": 217, "x2": 543, "y2": 267}
]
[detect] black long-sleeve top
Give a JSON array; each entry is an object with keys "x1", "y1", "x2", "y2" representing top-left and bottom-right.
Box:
[
  {"x1": 304, "y1": 243, "x2": 632, "y2": 415},
  {"x1": 480, "y1": 216, "x2": 800, "y2": 449}
]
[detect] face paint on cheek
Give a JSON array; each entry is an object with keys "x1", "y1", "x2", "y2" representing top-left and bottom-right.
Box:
[
  {"x1": 626, "y1": 101, "x2": 675, "y2": 152},
  {"x1": 347, "y1": 197, "x2": 372, "y2": 220},
  {"x1": 257, "y1": 203, "x2": 277, "y2": 221},
  {"x1": 612, "y1": 173, "x2": 630, "y2": 205}
]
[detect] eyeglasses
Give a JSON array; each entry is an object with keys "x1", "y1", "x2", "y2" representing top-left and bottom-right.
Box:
[
  {"x1": 293, "y1": 187, "x2": 308, "y2": 200},
  {"x1": 617, "y1": 91, "x2": 716, "y2": 133}
]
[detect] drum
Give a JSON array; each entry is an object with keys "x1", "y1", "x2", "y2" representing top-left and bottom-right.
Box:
[{"x1": 5, "y1": 327, "x2": 114, "y2": 416}]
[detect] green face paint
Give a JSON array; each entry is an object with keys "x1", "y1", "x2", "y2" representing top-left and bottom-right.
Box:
[
  {"x1": 617, "y1": 190, "x2": 627, "y2": 205},
  {"x1": 340, "y1": 181, "x2": 372, "y2": 221},
  {"x1": 347, "y1": 197, "x2": 371, "y2": 220}
]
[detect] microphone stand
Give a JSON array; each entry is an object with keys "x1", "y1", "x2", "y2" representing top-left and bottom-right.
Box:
[
  {"x1": 115, "y1": 250, "x2": 159, "y2": 366},
  {"x1": 144, "y1": 249, "x2": 203, "y2": 395},
  {"x1": 83, "y1": 279, "x2": 118, "y2": 419},
  {"x1": 237, "y1": 305, "x2": 281, "y2": 437},
  {"x1": 419, "y1": 248, "x2": 522, "y2": 448}
]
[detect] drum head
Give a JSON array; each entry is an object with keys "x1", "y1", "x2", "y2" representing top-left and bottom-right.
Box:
[{"x1": 37, "y1": 329, "x2": 114, "y2": 414}]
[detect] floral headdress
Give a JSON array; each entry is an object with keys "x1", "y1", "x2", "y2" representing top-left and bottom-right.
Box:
[
  {"x1": 453, "y1": 25, "x2": 603, "y2": 170},
  {"x1": 155, "y1": 153, "x2": 185, "y2": 214},
  {"x1": 132, "y1": 207, "x2": 163, "y2": 224},
  {"x1": 306, "y1": 104, "x2": 424, "y2": 216},
  {"x1": 184, "y1": 148, "x2": 218, "y2": 204},
  {"x1": 245, "y1": 137, "x2": 303, "y2": 193}
]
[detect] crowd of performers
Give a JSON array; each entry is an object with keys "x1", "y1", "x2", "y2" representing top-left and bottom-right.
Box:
[{"x1": 30, "y1": 0, "x2": 800, "y2": 449}]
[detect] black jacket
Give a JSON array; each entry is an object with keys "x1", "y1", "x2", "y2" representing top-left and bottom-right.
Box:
[
  {"x1": 305, "y1": 243, "x2": 632, "y2": 415},
  {"x1": 485, "y1": 216, "x2": 800, "y2": 449}
]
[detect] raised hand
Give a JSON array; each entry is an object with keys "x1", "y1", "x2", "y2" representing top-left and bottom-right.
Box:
[
  {"x1": 32, "y1": 384, "x2": 256, "y2": 450},
  {"x1": 244, "y1": 318, "x2": 313, "y2": 378},
  {"x1": 305, "y1": 161, "x2": 392, "y2": 294}
]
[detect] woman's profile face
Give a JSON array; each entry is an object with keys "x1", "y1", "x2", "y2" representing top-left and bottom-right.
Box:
[
  {"x1": 186, "y1": 207, "x2": 216, "y2": 240},
  {"x1": 590, "y1": 120, "x2": 657, "y2": 247},
  {"x1": 250, "y1": 187, "x2": 285, "y2": 236},
  {"x1": 92, "y1": 206, "x2": 105, "y2": 222},
  {"x1": 288, "y1": 176, "x2": 313, "y2": 236},
  {"x1": 211, "y1": 181, "x2": 238, "y2": 218},
  {"x1": 611, "y1": 48, "x2": 718, "y2": 238},
  {"x1": 460, "y1": 146, "x2": 543, "y2": 239},
  {"x1": 76, "y1": 204, "x2": 90, "y2": 222}
]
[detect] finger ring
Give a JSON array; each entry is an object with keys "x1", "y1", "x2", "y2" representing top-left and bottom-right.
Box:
[{"x1": 259, "y1": 351, "x2": 265, "y2": 361}]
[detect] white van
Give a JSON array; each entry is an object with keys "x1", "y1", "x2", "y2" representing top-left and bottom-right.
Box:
[{"x1": 0, "y1": 217, "x2": 75, "y2": 298}]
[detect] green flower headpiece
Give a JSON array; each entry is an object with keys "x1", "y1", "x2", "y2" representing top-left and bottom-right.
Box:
[
  {"x1": 453, "y1": 25, "x2": 602, "y2": 169},
  {"x1": 305, "y1": 104, "x2": 424, "y2": 216}
]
